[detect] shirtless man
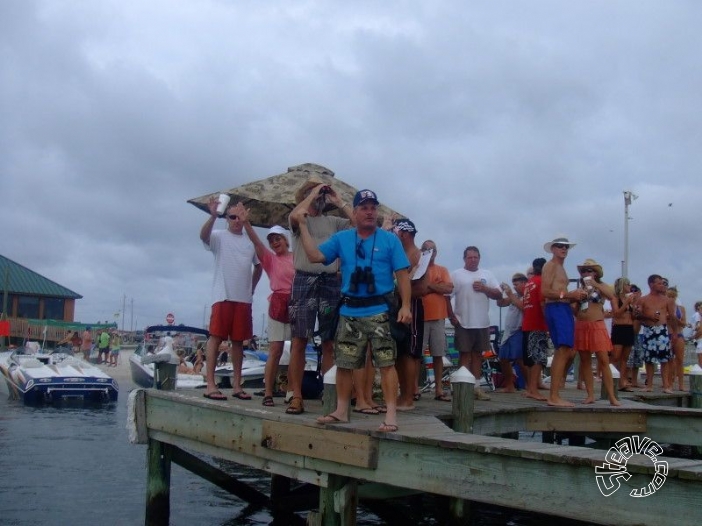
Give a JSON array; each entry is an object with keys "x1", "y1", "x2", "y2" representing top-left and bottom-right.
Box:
[
  {"x1": 391, "y1": 218, "x2": 427, "y2": 410},
  {"x1": 634, "y1": 274, "x2": 678, "y2": 393},
  {"x1": 541, "y1": 235, "x2": 587, "y2": 407}
]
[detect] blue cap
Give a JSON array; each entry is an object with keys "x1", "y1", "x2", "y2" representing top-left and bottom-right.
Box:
[{"x1": 353, "y1": 189, "x2": 379, "y2": 207}]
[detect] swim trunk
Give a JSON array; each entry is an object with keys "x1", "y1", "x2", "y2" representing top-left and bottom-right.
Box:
[
  {"x1": 544, "y1": 302, "x2": 575, "y2": 349},
  {"x1": 611, "y1": 324, "x2": 635, "y2": 346},
  {"x1": 422, "y1": 319, "x2": 447, "y2": 357},
  {"x1": 396, "y1": 297, "x2": 424, "y2": 359},
  {"x1": 523, "y1": 330, "x2": 550, "y2": 367},
  {"x1": 334, "y1": 313, "x2": 396, "y2": 369},
  {"x1": 641, "y1": 325, "x2": 672, "y2": 364},
  {"x1": 289, "y1": 271, "x2": 341, "y2": 341},
  {"x1": 627, "y1": 333, "x2": 645, "y2": 368},
  {"x1": 574, "y1": 319, "x2": 613, "y2": 352},
  {"x1": 455, "y1": 326, "x2": 490, "y2": 354},
  {"x1": 498, "y1": 331, "x2": 523, "y2": 361},
  {"x1": 209, "y1": 300, "x2": 253, "y2": 341}
]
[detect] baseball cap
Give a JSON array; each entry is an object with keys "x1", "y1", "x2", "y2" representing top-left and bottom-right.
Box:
[
  {"x1": 393, "y1": 218, "x2": 417, "y2": 234},
  {"x1": 353, "y1": 189, "x2": 379, "y2": 207}
]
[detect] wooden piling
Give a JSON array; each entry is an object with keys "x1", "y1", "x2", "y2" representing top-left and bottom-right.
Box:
[
  {"x1": 448, "y1": 366, "x2": 475, "y2": 524},
  {"x1": 145, "y1": 439, "x2": 171, "y2": 526}
]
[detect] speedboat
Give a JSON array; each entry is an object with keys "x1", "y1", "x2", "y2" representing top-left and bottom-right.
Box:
[
  {"x1": 213, "y1": 350, "x2": 268, "y2": 388},
  {"x1": 0, "y1": 344, "x2": 118, "y2": 405},
  {"x1": 214, "y1": 341, "x2": 320, "y2": 390},
  {"x1": 129, "y1": 324, "x2": 209, "y2": 389}
]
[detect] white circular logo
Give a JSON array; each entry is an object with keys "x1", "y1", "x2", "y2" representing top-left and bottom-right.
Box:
[{"x1": 595, "y1": 435, "x2": 668, "y2": 497}]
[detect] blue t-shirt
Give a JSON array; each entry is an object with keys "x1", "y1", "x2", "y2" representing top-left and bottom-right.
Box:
[{"x1": 319, "y1": 228, "x2": 410, "y2": 317}]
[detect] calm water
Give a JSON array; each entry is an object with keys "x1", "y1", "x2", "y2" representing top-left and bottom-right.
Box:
[{"x1": 0, "y1": 376, "x2": 595, "y2": 526}]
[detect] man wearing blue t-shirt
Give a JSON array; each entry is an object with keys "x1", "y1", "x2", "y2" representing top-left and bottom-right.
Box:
[{"x1": 292, "y1": 189, "x2": 411, "y2": 433}]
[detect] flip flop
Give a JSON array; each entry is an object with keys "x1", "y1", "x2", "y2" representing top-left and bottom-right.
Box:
[
  {"x1": 434, "y1": 394, "x2": 452, "y2": 402},
  {"x1": 232, "y1": 391, "x2": 252, "y2": 400},
  {"x1": 353, "y1": 407, "x2": 380, "y2": 415},
  {"x1": 618, "y1": 386, "x2": 634, "y2": 392},
  {"x1": 373, "y1": 405, "x2": 388, "y2": 414},
  {"x1": 317, "y1": 414, "x2": 348, "y2": 424},
  {"x1": 378, "y1": 422, "x2": 398, "y2": 433},
  {"x1": 203, "y1": 391, "x2": 227, "y2": 401}
]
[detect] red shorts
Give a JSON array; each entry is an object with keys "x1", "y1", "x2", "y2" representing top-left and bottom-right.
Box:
[{"x1": 209, "y1": 301, "x2": 253, "y2": 342}]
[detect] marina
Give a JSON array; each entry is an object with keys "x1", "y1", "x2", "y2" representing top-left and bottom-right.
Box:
[{"x1": 129, "y1": 364, "x2": 702, "y2": 526}]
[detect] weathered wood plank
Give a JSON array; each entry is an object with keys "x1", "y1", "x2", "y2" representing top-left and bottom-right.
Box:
[
  {"x1": 262, "y1": 420, "x2": 379, "y2": 469},
  {"x1": 526, "y1": 410, "x2": 646, "y2": 433}
]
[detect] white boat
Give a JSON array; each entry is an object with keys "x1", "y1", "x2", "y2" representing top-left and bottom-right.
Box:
[
  {"x1": 0, "y1": 343, "x2": 118, "y2": 405},
  {"x1": 129, "y1": 325, "x2": 209, "y2": 389}
]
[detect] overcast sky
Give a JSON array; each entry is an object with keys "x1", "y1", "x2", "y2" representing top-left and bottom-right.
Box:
[{"x1": 2, "y1": 1, "x2": 701, "y2": 335}]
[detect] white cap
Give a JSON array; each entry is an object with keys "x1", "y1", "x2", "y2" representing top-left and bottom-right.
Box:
[{"x1": 267, "y1": 225, "x2": 289, "y2": 240}]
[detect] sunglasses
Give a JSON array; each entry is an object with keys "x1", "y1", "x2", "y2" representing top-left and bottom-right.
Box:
[
  {"x1": 356, "y1": 240, "x2": 366, "y2": 259},
  {"x1": 552, "y1": 243, "x2": 569, "y2": 249},
  {"x1": 580, "y1": 268, "x2": 596, "y2": 274},
  {"x1": 227, "y1": 215, "x2": 239, "y2": 220}
]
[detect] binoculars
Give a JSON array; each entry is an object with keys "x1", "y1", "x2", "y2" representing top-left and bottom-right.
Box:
[{"x1": 349, "y1": 266, "x2": 376, "y2": 294}]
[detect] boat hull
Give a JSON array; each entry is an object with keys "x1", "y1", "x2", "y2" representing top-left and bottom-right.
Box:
[{"x1": 0, "y1": 351, "x2": 118, "y2": 406}]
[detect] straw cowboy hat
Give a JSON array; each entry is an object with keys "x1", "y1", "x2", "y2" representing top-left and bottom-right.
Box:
[
  {"x1": 543, "y1": 234, "x2": 577, "y2": 253},
  {"x1": 576, "y1": 258, "x2": 604, "y2": 279},
  {"x1": 294, "y1": 174, "x2": 330, "y2": 204}
]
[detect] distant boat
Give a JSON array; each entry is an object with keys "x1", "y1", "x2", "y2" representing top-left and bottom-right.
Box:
[
  {"x1": 129, "y1": 325, "x2": 209, "y2": 390},
  {"x1": 0, "y1": 344, "x2": 118, "y2": 405}
]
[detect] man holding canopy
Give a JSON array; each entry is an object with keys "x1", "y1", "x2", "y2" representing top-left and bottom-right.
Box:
[{"x1": 285, "y1": 176, "x2": 355, "y2": 415}]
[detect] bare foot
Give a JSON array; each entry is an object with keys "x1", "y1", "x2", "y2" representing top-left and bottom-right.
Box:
[
  {"x1": 525, "y1": 392, "x2": 548, "y2": 401},
  {"x1": 547, "y1": 397, "x2": 575, "y2": 408},
  {"x1": 396, "y1": 405, "x2": 415, "y2": 412},
  {"x1": 609, "y1": 399, "x2": 622, "y2": 406},
  {"x1": 577, "y1": 384, "x2": 585, "y2": 390},
  {"x1": 582, "y1": 397, "x2": 596, "y2": 405},
  {"x1": 640, "y1": 387, "x2": 653, "y2": 392},
  {"x1": 662, "y1": 388, "x2": 674, "y2": 394}
]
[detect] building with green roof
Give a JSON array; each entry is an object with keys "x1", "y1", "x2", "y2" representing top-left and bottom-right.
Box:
[{"x1": 1, "y1": 254, "x2": 84, "y2": 345}]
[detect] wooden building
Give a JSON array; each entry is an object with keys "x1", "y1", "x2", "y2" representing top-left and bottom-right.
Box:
[{"x1": 0, "y1": 254, "x2": 82, "y2": 344}]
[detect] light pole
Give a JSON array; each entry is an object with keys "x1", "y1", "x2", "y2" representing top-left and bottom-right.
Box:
[{"x1": 623, "y1": 191, "x2": 638, "y2": 278}]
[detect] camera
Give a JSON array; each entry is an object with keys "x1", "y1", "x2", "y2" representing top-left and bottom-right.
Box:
[
  {"x1": 319, "y1": 186, "x2": 331, "y2": 195},
  {"x1": 349, "y1": 266, "x2": 376, "y2": 294}
]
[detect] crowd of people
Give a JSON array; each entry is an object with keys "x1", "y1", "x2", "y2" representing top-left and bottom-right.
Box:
[{"x1": 197, "y1": 176, "x2": 702, "y2": 432}]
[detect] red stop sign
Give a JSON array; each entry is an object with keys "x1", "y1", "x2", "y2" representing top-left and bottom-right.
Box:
[{"x1": 166, "y1": 313, "x2": 175, "y2": 325}]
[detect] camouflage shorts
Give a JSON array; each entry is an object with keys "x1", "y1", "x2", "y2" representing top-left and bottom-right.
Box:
[{"x1": 335, "y1": 313, "x2": 396, "y2": 370}]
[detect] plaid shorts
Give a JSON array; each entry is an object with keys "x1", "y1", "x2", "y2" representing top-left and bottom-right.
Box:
[
  {"x1": 289, "y1": 271, "x2": 341, "y2": 340},
  {"x1": 335, "y1": 313, "x2": 396, "y2": 369}
]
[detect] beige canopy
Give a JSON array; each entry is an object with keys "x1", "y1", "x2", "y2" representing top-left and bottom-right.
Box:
[{"x1": 187, "y1": 163, "x2": 403, "y2": 228}]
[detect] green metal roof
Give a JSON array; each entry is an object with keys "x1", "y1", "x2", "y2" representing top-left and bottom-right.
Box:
[{"x1": 0, "y1": 254, "x2": 82, "y2": 299}]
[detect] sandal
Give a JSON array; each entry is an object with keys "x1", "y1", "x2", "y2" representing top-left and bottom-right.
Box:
[
  {"x1": 232, "y1": 391, "x2": 252, "y2": 400},
  {"x1": 262, "y1": 396, "x2": 274, "y2": 407},
  {"x1": 285, "y1": 396, "x2": 304, "y2": 415},
  {"x1": 378, "y1": 422, "x2": 398, "y2": 433},
  {"x1": 413, "y1": 393, "x2": 421, "y2": 401}
]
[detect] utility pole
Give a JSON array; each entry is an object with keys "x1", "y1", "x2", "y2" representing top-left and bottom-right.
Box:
[{"x1": 623, "y1": 191, "x2": 638, "y2": 278}]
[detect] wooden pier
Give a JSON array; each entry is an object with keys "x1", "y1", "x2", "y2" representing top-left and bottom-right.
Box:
[{"x1": 128, "y1": 370, "x2": 702, "y2": 526}]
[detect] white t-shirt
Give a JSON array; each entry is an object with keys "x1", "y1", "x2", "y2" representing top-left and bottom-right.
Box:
[
  {"x1": 692, "y1": 311, "x2": 701, "y2": 343},
  {"x1": 450, "y1": 268, "x2": 500, "y2": 329},
  {"x1": 205, "y1": 230, "x2": 259, "y2": 305}
]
